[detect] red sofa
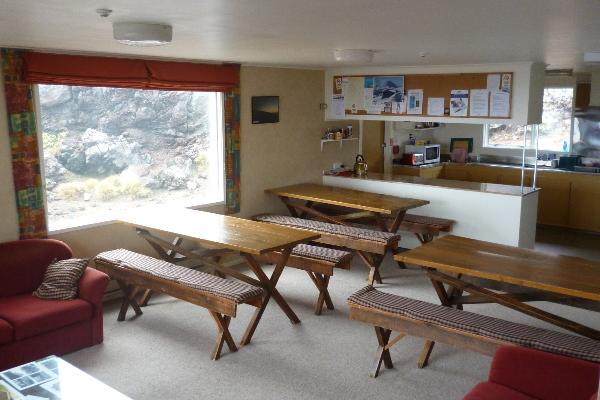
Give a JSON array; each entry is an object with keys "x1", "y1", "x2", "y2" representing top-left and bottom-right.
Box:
[
  {"x1": 0, "y1": 239, "x2": 110, "y2": 370},
  {"x1": 464, "y1": 346, "x2": 599, "y2": 400}
]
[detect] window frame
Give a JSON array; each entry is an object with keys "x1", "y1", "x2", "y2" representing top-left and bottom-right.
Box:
[
  {"x1": 34, "y1": 85, "x2": 226, "y2": 234},
  {"x1": 483, "y1": 85, "x2": 576, "y2": 153}
]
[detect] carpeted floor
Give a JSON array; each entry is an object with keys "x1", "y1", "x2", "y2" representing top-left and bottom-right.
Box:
[{"x1": 64, "y1": 254, "x2": 599, "y2": 400}]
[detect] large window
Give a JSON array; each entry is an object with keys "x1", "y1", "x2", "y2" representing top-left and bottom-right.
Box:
[
  {"x1": 38, "y1": 85, "x2": 224, "y2": 231},
  {"x1": 484, "y1": 87, "x2": 574, "y2": 152}
]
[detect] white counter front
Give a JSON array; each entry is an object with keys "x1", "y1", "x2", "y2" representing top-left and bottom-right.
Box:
[{"x1": 323, "y1": 174, "x2": 539, "y2": 248}]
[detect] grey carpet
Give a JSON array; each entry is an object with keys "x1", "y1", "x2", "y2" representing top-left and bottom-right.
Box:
[{"x1": 64, "y1": 254, "x2": 600, "y2": 400}]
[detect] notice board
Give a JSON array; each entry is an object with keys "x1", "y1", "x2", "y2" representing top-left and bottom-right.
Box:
[{"x1": 332, "y1": 72, "x2": 513, "y2": 119}]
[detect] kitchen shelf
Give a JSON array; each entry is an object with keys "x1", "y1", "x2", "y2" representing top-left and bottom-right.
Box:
[
  {"x1": 320, "y1": 137, "x2": 358, "y2": 152},
  {"x1": 412, "y1": 124, "x2": 445, "y2": 131}
]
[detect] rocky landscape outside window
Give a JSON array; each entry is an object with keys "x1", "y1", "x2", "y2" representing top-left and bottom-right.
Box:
[
  {"x1": 484, "y1": 88, "x2": 574, "y2": 152},
  {"x1": 38, "y1": 85, "x2": 224, "y2": 231}
]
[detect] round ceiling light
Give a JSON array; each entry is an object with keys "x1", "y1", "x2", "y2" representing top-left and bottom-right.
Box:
[
  {"x1": 113, "y1": 22, "x2": 173, "y2": 46},
  {"x1": 333, "y1": 49, "x2": 375, "y2": 64}
]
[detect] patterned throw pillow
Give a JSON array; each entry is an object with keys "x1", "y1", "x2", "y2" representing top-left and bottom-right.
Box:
[{"x1": 33, "y1": 258, "x2": 89, "y2": 300}]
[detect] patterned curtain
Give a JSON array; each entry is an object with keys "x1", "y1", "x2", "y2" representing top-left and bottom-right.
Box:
[
  {"x1": 224, "y1": 89, "x2": 241, "y2": 214},
  {"x1": 1, "y1": 48, "x2": 48, "y2": 238}
]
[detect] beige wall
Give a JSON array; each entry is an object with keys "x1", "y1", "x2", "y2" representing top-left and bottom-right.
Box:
[
  {"x1": 0, "y1": 65, "x2": 359, "y2": 258},
  {"x1": 0, "y1": 73, "x2": 22, "y2": 242},
  {"x1": 239, "y1": 66, "x2": 358, "y2": 218}
]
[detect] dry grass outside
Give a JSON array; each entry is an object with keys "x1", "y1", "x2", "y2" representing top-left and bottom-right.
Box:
[{"x1": 57, "y1": 175, "x2": 151, "y2": 201}]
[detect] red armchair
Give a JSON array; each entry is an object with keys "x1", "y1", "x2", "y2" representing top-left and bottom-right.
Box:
[
  {"x1": 0, "y1": 239, "x2": 110, "y2": 370},
  {"x1": 464, "y1": 346, "x2": 599, "y2": 400}
]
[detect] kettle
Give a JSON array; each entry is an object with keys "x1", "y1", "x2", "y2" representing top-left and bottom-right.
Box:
[{"x1": 353, "y1": 154, "x2": 368, "y2": 177}]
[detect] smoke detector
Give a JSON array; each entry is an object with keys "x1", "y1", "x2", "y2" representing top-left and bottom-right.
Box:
[
  {"x1": 113, "y1": 22, "x2": 173, "y2": 46},
  {"x1": 333, "y1": 49, "x2": 375, "y2": 64}
]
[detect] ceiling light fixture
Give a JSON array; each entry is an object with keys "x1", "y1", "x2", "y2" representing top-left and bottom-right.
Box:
[
  {"x1": 113, "y1": 22, "x2": 173, "y2": 46},
  {"x1": 545, "y1": 69, "x2": 573, "y2": 77},
  {"x1": 584, "y1": 51, "x2": 600, "y2": 63},
  {"x1": 333, "y1": 49, "x2": 375, "y2": 64}
]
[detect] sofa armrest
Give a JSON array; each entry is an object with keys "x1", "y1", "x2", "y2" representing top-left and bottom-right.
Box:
[
  {"x1": 489, "y1": 346, "x2": 599, "y2": 400},
  {"x1": 78, "y1": 268, "x2": 110, "y2": 307}
]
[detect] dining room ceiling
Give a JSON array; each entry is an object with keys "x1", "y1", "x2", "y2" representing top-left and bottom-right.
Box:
[{"x1": 1, "y1": 0, "x2": 600, "y2": 70}]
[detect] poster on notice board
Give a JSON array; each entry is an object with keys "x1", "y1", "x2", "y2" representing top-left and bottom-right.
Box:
[{"x1": 450, "y1": 89, "x2": 469, "y2": 117}]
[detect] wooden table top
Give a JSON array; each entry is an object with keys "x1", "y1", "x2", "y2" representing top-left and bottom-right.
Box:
[
  {"x1": 120, "y1": 208, "x2": 320, "y2": 255},
  {"x1": 266, "y1": 183, "x2": 429, "y2": 214},
  {"x1": 395, "y1": 235, "x2": 600, "y2": 302}
]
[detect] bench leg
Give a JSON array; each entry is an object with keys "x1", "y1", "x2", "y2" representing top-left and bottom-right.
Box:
[
  {"x1": 307, "y1": 272, "x2": 334, "y2": 315},
  {"x1": 357, "y1": 252, "x2": 383, "y2": 285},
  {"x1": 415, "y1": 232, "x2": 436, "y2": 244},
  {"x1": 209, "y1": 311, "x2": 237, "y2": 360},
  {"x1": 418, "y1": 340, "x2": 435, "y2": 368},
  {"x1": 139, "y1": 289, "x2": 153, "y2": 307},
  {"x1": 116, "y1": 280, "x2": 143, "y2": 321},
  {"x1": 371, "y1": 327, "x2": 394, "y2": 378}
]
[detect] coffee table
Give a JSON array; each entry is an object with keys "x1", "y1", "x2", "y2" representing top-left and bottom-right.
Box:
[{"x1": 0, "y1": 356, "x2": 130, "y2": 400}]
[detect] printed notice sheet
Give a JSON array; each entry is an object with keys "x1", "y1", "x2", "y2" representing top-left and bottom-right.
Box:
[
  {"x1": 490, "y1": 91, "x2": 510, "y2": 117},
  {"x1": 486, "y1": 74, "x2": 501, "y2": 91},
  {"x1": 427, "y1": 97, "x2": 445, "y2": 116},
  {"x1": 469, "y1": 89, "x2": 489, "y2": 117},
  {"x1": 450, "y1": 90, "x2": 469, "y2": 117},
  {"x1": 332, "y1": 94, "x2": 345, "y2": 118},
  {"x1": 406, "y1": 89, "x2": 423, "y2": 114}
]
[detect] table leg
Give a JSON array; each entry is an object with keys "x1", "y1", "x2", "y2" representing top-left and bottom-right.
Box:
[
  {"x1": 428, "y1": 270, "x2": 600, "y2": 341},
  {"x1": 241, "y1": 248, "x2": 299, "y2": 345}
]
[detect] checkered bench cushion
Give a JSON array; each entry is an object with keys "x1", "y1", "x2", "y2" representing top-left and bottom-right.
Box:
[
  {"x1": 401, "y1": 214, "x2": 454, "y2": 231},
  {"x1": 95, "y1": 249, "x2": 264, "y2": 304},
  {"x1": 292, "y1": 244, "x2": 352, "y2": 264},
  {"x1": 348, "y1": 286, "x2": 600, "y2": 363},
  {"x1": 255, "y1": 214, "x2": 400, "y2": 245}
]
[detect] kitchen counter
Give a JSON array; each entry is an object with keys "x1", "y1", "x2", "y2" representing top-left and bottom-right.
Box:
[
  {"x1": 323, "y1": 173, "x2": 539, "y2": 248},
  {"x1": 341, "y1": 171, "x2": 538, "y2": 196},
  {"x1": 462, "y1": 162, "x2": 600, "y2": 176}
]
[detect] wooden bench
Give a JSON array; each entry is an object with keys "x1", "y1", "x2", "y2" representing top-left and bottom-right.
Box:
[
  {"x1": 94, "y1": 249, "x2": 264, "y2": 360},
  {"x1": 396, "y1": 214, "x2": 453, "y2": 244},
  {"x1": 347, "y1": 286, "x2": 600, "y2": 378},
  {"x1": 256, "y1": 243, "x2": 352, "y2": 315},
  {"x1": 311, "y1": 204, "x2": 453, "y2": 244},
  {"x1": 254, "y1": 214, "x2": 400, "y2": 285}
]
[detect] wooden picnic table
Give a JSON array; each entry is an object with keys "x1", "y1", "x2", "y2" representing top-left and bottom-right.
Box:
[
  {"x1": 266, "y1": 183, "x2": 429, "y2": 233},
  {"x1": 266, "y1": 183, "x2": 429, "y2": 278},
  {"x1": 119, "y1": 208, "x2": 320, "y2": 345},
  {"x1": 395, "y1": 235, "x2": 600, "y2": 361}
]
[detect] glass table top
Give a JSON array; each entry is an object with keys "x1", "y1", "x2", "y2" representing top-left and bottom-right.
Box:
[{"x1": 0, "y1": 356, "x2": 131, "y2": 400}]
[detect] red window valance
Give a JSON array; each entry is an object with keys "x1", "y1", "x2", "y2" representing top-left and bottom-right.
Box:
[{"x1": 23, "y1": 52, "x2": 239, "y2": 92}]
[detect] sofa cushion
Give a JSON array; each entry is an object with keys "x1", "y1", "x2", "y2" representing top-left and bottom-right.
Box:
[
  {"x1": 0, "y1": 318, "x2": 13, "y2": 345},
  {"x1": 0, "y1": 294, "x2": 93, "y2": 340},
  {"x1": 33, "y1": 258, "x2": 89, "y2": 300},
  {"x1": 463, "y1": 382, "x2": 536, "y2": 400}
]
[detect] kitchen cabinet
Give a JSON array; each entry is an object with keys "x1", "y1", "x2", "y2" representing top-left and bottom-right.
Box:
[
  {"x1": 441, "y1": 164, "x2": 470, "y2": 181},
  {"x1": 393, "y1": 162, "x2": 600, "y2": 231},
  {"x1": 536, "y1": 172, "x2": 570, "y2": 227},
  {"x1": 466, "y1": 165, "x2": 500, "y2": 184},
  {"x1": 568, "y1": 175, "x2": 600, "y2": 232},
  {"x1": 393, "y1": 165, "x2": 443, "y2": 178}
]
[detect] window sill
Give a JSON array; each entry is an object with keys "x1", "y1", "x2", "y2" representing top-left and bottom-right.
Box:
[{"x1": 48, "y1": 201, "x2": 226, "y2": 236}]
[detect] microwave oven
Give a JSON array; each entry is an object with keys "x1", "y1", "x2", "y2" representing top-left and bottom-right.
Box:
[{"x1": 405, "y1": 144, "x2": 441, "y2": 164}]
